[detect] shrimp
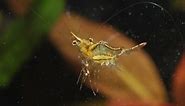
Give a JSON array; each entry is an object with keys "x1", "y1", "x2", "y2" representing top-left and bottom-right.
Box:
[{"x1": 71, "y1": 32, "x2": 146, "y2": 95}]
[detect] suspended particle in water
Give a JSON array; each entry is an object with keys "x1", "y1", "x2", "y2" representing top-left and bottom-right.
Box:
[
  {"x1": 145, "y1": 5, "x2": 148, "y2": 9},
  {"x1": 128, "y1": 12, "x2": 132, "y2": 16},
  {"x1": 99, "y1": 6, "x2": 104, "y2": 11},
  {"x1": 139, "y1": 12, "x2": 144, "y2": 16}
]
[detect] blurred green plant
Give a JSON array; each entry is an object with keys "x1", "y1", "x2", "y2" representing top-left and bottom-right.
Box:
[{"x1": 0, "y1": 0, "x2": 65, "y2": 87}]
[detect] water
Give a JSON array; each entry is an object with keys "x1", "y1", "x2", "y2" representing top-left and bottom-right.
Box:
[{"x1": 0, "y1": 0, "x2": 184, "y2": 105}]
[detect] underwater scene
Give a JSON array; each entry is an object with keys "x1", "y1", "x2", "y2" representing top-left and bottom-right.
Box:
[{"x1": 0, "y1": 0, "x2": 184, "y2": 106}]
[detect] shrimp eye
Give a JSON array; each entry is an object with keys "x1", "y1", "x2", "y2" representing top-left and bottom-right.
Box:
[
  {"x1": 89, "y1": 38, "x2": 93, "y2": 42},
  {"x1": 72, "y1": 40, "x2": 77, "y2": 45}
]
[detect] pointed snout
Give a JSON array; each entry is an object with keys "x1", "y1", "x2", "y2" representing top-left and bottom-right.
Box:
[{"x1": 70, "y1": 32, "x2": 82, "y2": 42}]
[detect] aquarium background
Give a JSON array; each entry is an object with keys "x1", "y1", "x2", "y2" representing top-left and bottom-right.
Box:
[{"x1": 0, "y1": 0, "x2": 184, "y2": 106}]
